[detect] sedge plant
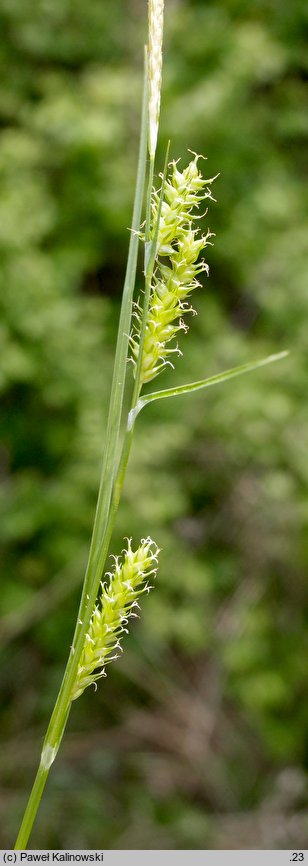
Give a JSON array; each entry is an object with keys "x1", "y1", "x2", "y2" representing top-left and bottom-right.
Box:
[{"x1": 14, "y1": 0, "x2": 287, "y2": 849}]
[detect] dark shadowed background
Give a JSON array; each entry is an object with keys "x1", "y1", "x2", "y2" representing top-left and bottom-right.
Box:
[{"x1": 0, "y1": 0, "x2": 308, "y2": 850}]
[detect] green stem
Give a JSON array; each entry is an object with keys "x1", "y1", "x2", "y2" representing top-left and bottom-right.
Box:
[
  {"x1": 15, "y1": 399, "x2": 139, "y2": 852},
  {"x1": 15, "y1": 766, "x2": 49, "y2": 851},
  {"x1": 14, "y1": 55, "x2": 149, "y2": 851}
]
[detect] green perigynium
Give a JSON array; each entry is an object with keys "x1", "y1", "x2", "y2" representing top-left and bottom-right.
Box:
[
  {"x1": 71, "y1": 538, "x2": 159, "y2": 701},
  {"x1": 130, "y1": 154, "x2": 216, "y2": 385}
]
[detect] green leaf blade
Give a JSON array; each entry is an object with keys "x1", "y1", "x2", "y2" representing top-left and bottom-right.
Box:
[{"x1": 129, "y1": 351, "x2": 289, "y2": 421}]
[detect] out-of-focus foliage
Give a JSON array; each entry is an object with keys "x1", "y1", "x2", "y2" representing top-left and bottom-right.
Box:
[{"x1": 1, "y1": 0, "x2": 308, "y2": 850}]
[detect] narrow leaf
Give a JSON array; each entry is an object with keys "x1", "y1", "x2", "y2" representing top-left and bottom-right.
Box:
[{"x1": 128, "y1": 351, "x2": 288, "y2": 426}]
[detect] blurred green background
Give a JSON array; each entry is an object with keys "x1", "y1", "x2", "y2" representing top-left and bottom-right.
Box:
[{"x1": 1, "y1": 0, "x2": 308, "y2": 850}]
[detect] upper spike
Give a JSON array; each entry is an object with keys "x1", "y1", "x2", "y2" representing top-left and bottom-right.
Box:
[{"x1": 148, "y1": 0, "x2": 165, "y2": 158}]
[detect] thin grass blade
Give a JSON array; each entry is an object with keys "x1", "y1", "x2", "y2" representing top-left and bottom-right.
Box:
[{"x1": 128, "y1": 351, "x2": 289, "y2": 425}]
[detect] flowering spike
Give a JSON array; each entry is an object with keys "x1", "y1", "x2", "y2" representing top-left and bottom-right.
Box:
[
  {"x1": 130, "y1": 155, "x2": 216, "y2": 385},
  {"x1": 71, "y1": 538, "x2": 159, "y2": 701},
  {"x1": 148, "y1": 0, "x2": 164, "y2": 159}
]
